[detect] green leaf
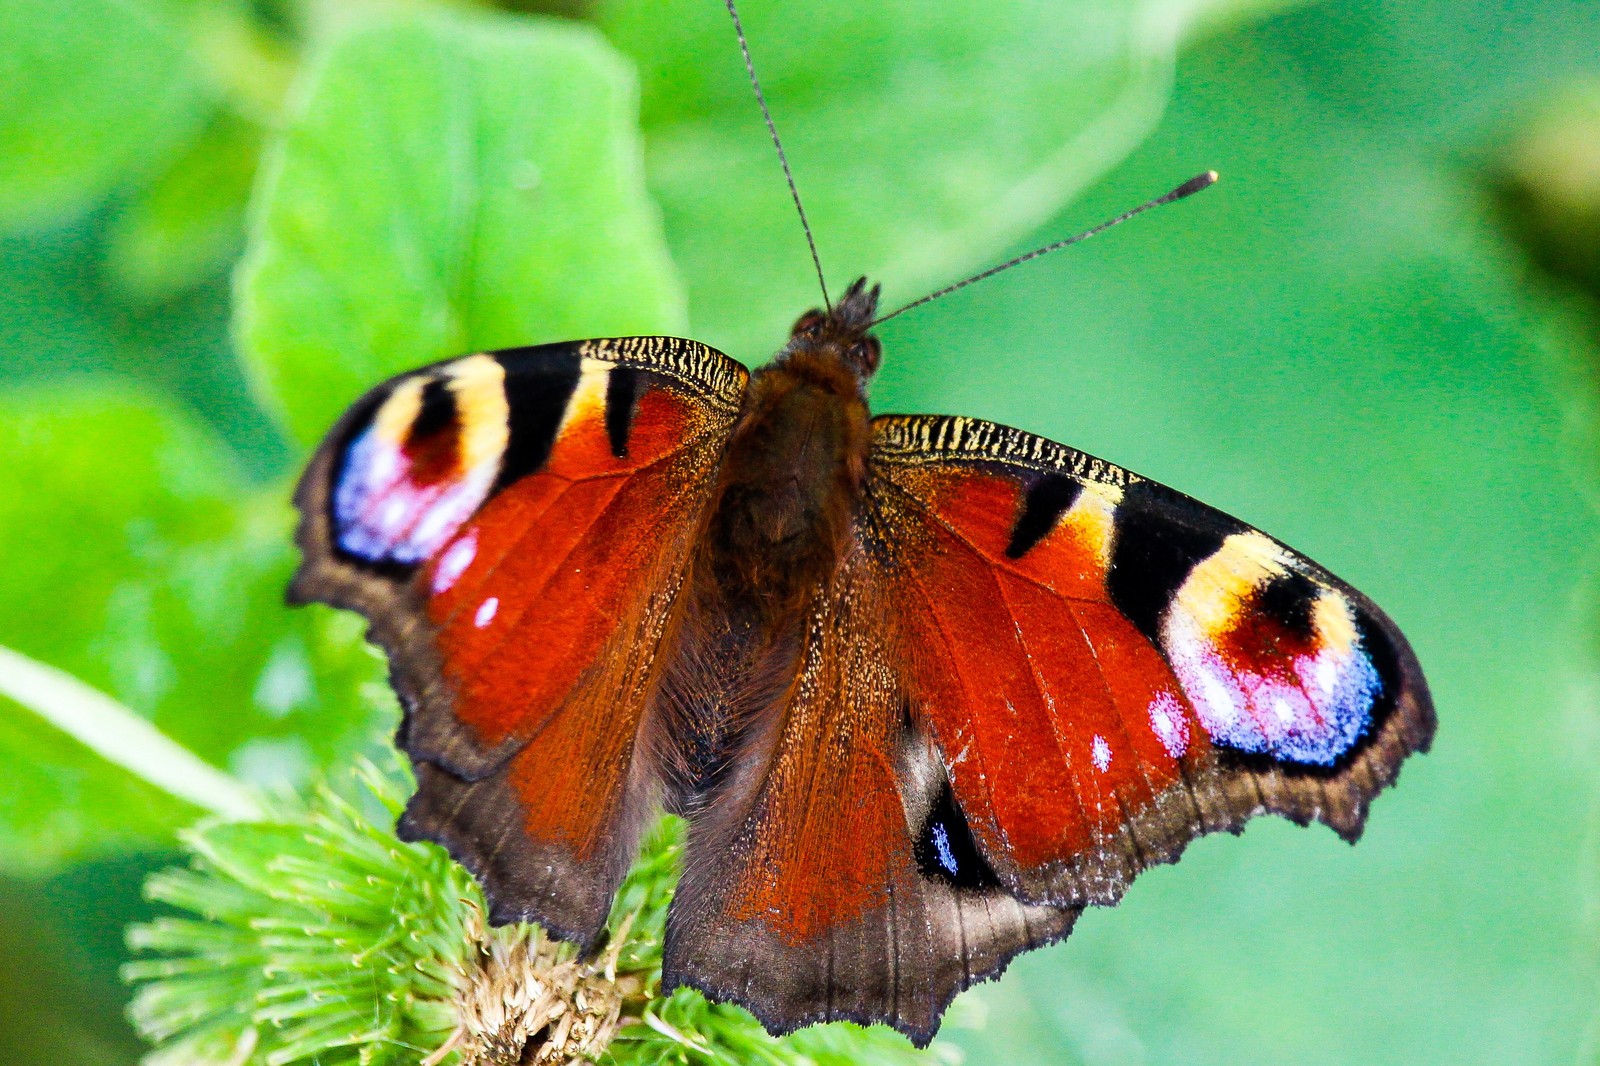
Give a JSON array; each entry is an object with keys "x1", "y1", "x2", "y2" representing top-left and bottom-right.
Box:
[
  {"x1": 0, "y1": 0, "x2": 209, "y2": 231},
  {"x1": 0, "y1": 700, "x2": 201, "y2": 878},
  {"x1": 104, "y1": 110, "x2": 262, "y2": 305},
  {"x1": 0, "y1": 390, "x2": 380, "y2": 874},
  {"x1": 596, "y1": 0, "x2": 1226, "y2": 357},
  {"x1": 0, "y1": 218, "x2": 294, "y2": 482},
  {"x1": 239, "y1": 9, "x2": 686, "y2": 448}
]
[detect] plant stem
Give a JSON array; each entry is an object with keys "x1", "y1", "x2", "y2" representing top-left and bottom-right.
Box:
[{"x1": 0, "y1": 645, "x2": 260, "y2": 821}]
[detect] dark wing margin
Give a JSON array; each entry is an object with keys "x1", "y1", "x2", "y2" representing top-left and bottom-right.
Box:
[
  {"x1": 868, "y1": 412, "x2": 1435, "y2": 909},
  {"x1": 290, "y1": 336, "x2": 747, "y2": 946}
]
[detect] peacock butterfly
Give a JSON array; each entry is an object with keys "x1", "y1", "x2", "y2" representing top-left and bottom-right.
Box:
[{"x1": 288, "y1": 1, "x2": 1434, "y2": 1047}]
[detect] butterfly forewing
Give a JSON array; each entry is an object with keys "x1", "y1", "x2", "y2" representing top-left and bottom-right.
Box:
[
  {"x1": 291, "y1": 336, "x2": 747, "y2": 945},
  {"x1": 868, "y1": 414, "x2": 1435, "y2": 908}
]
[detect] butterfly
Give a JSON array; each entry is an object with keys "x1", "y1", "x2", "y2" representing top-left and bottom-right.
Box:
[
  {"x1": 290, "y1": 277, "x2": 1434, "y2": 1043},
  {"x1": 288, "y1": 7, "x2": 1433, "y2": 1048}
]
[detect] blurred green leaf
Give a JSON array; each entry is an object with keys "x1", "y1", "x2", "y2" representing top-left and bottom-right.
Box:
[
  {"x1": 0, "y1": 702, "x2": 200, "y2": 879},
  {"x1": 0, "y1": 218, "x2": 293, "y2": 482},
  {"x1": 1492, "y1": 79, "x2": 1600, "y2": 306},
  {"x1": 104, "y1": 111, "x2": 262, "y2": 306},
  {"x1": 0, "y1": 0, "x2": 209, "y2": 231},
  {"x1": 597, "y1": 0, "x2": 1242, "y2": 357},
  {"x1": 239, "y1": 9, "x2": 686, "y2": 447},
  {"x1": 0, "y1": 390, "x2": 380, "y2": 874},
  {"x1": 1262, "y1": 0, "x2": 1600, "y2": 145}
]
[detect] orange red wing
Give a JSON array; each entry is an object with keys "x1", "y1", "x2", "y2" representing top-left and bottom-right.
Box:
[
  {"x1": 290, "y1": 338, "x2": 746, "y2": 944},
  {"x1": 868, "y1": 414, "x2": 1436, "y2": 908}
]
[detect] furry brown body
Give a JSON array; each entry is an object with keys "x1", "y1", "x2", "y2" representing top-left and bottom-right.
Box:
[
  {"x1": 659, "y1": 280, "x2": 883, "y2": 800},
  {"x1": 707, "y1": 340, "x2": 871, "y2": 614}
]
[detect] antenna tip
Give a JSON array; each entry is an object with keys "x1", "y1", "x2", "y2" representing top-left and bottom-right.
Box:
[{"x1": 1173, "y1": 170, "x2": 1219, "y2": 199}]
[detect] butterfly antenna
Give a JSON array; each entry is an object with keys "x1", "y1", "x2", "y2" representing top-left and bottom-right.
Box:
[
  {"x1": 870, "y1": 171, "x2": 1219, "y2": 327},
  {"x1": 725, "y1": 0, "x2": 831, "y2": 312}
]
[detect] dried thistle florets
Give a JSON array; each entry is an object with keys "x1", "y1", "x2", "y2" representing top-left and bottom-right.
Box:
[{"x1": 432, "y1": 908, "x2": 646, "y2": 1066}]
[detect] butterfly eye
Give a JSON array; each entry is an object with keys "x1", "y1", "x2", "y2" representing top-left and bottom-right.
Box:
[
  {"x1": 792, "y1": 310, "x2": 826, "y2": 338},
  {"x1": 849, "y1": 337, "x2": 882, "y2": 374}
]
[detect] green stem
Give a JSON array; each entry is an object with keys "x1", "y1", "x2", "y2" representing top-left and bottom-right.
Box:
[{"x1": 0, "y1": 645, "x2": 260, "y2": 821}]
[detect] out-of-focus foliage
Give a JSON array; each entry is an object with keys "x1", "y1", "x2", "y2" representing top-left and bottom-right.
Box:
[
  {"x1": 240, "y1": 11, "x2": 686, "y2": 446},
  {"x1": 105, "y1": 113, "x2": 264, "y2": 306},
  {"x1": 0, "y1": 392, "x2": 380, "y2": 873},
  {"x1": 0, "y1": 0, "x2": 1597, "y2": 1062},
  {"x1": 598, "y1": 0, "x2": 1201, "y2": 355},
  {"x1": 0, "y1": 0, "x2": 209, "y2": 232},
  {"x1": 1495, "y1": 81, "x2": 1600, "y2": 308}
]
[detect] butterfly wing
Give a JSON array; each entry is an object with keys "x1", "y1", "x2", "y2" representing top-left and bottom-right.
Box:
[
  {"x1": 291, "y1": 337, "x2": 747, "y2": 945},
  {"x1": 662, "y1": 546, "x2": 1077, "y2": 1046},
  {"x1": 869, "y1": 414, "x2": 1435, "y2": 908},
  {"x1": 661, "y1": 411, "x2": 1431, "y2": 1045}
]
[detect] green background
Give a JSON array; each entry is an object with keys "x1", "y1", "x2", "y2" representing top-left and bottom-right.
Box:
[{"x1": 3, "y1": 0, "x2": 1598, "y2": 1062}]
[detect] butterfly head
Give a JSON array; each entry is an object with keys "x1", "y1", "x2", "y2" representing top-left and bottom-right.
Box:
[{"x1": 784, "y1": 276, "x2": 883, "y2": 384}]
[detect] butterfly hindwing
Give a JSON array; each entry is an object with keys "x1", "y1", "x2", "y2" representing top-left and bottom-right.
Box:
[
  {"x1": 661, "y1": 548, "x2": 1077, "y2": 1046},
  {"x1": 868, "y1": 414, "x2": 1435, "y2": 909},
  {"x1": 291, "y1": 337, "x2": 747, "y2": 944}
]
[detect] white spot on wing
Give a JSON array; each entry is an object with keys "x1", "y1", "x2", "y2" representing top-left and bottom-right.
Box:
[
  {"x1": 1197, "y1": 659, "x2": 1239, "y2": 725},
  {"x1": 379, "y1": 496, "x2": 408, "y2": 536},
  {"x1": 1313, "y1": 656, "x2": 1337, "y2": 698},
  {"x1": 474, "y1": 596, "x2": 499, "y2": 628},
  {"x1": 1091, "y1": 735, "x2": 1112, "y2": 772},
  {"x1": 432, "y1": 530, "x2": 478, "y2": 595}
]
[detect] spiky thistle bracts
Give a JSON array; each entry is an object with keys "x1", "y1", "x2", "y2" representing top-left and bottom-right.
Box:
[
  {"x1": 125, "y1": 762, "x2": 480, "y2": 1065},
  {"x1": 123, "y1": 761, "x2": 955, "y2": 1066}
]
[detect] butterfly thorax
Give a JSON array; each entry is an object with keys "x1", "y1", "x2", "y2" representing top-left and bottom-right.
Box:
[{"x1": 703, "y1": 279, "x2": 882, "y2": 620}]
